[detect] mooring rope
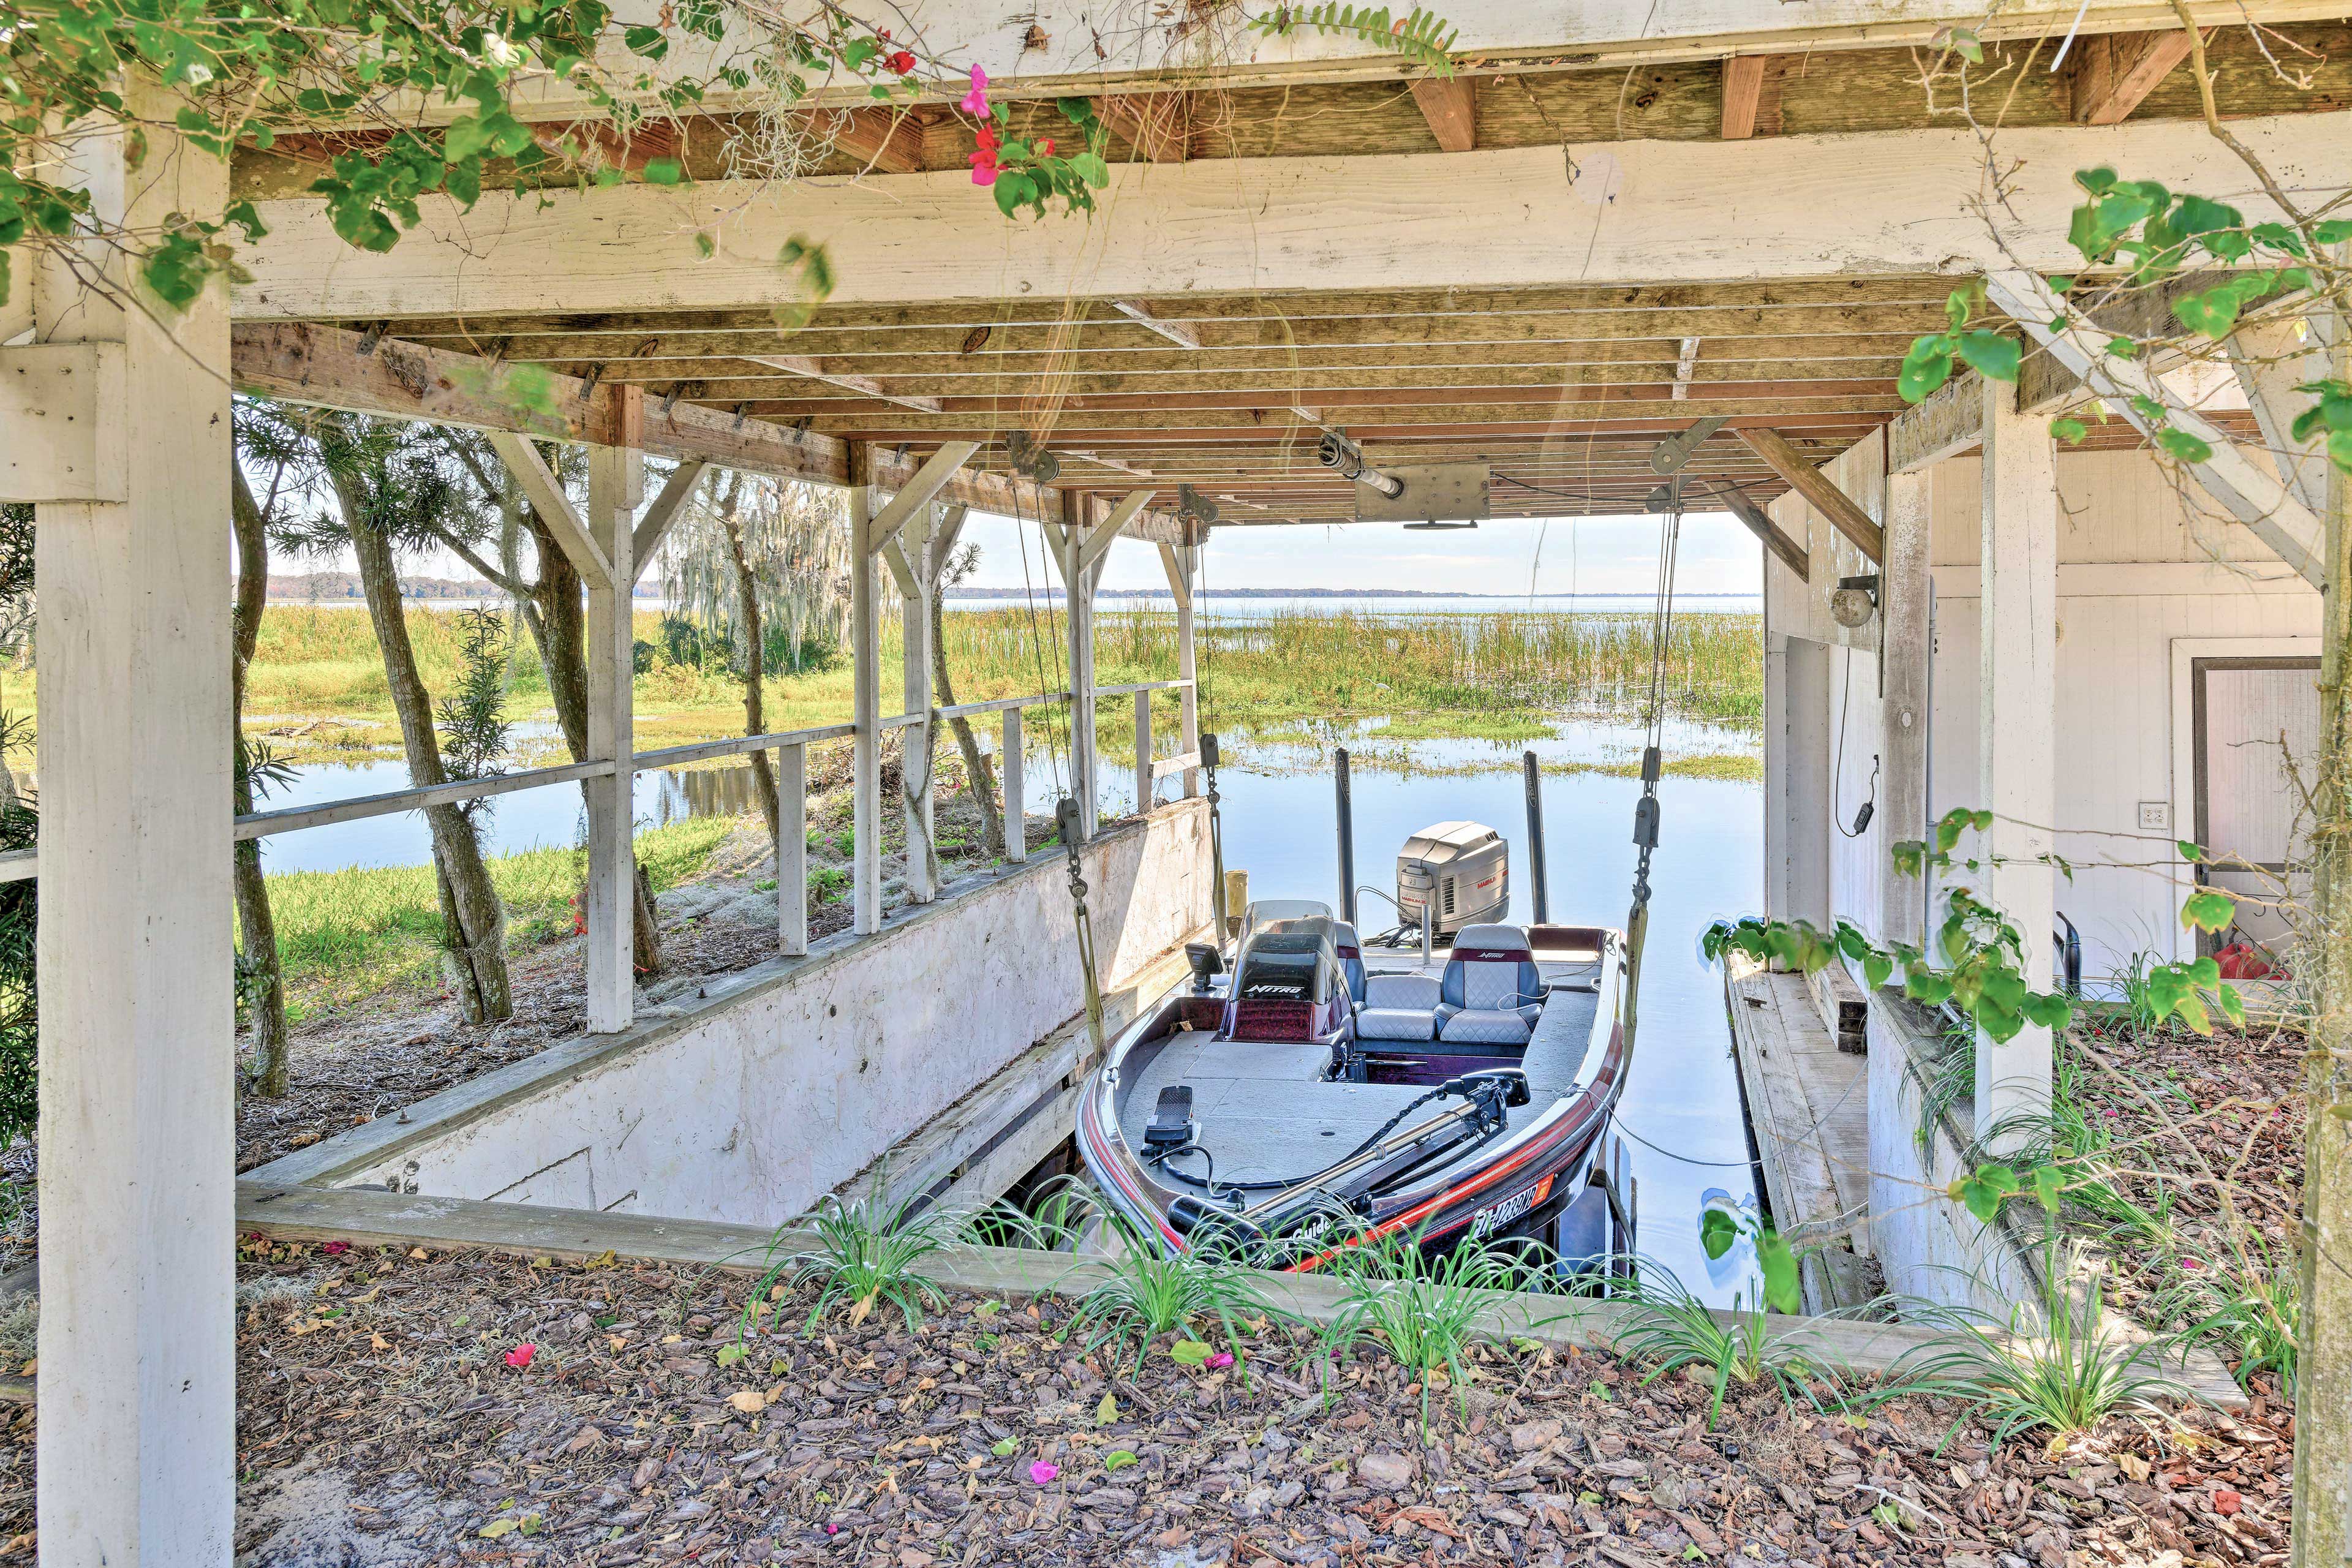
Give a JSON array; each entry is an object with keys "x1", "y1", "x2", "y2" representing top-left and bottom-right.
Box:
[{"x1": 1619, "y1": 484, "x2": 1686, "y2": 1060}]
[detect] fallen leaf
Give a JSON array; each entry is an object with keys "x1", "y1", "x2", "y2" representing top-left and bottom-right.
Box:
[
  {"x1": 1095, "y1": 1392, "x2": 1118, "y2": 1424},
  {"x1": 728, "y1": 1389, "x2": 767, "y2": 1414},
  {"x1": 1396, "y1": 1506, "x2": 1463, "y2": 1539}
]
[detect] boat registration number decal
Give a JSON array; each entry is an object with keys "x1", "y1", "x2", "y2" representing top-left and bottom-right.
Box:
[{"x1": 1468, "y1": 1173, "x2": 1555, "y2": 1238}]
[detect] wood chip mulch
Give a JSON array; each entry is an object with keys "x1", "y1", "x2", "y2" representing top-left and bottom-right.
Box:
[{"x1": 0, "y1": 1245, "x2": 2298, "y2": 1567}]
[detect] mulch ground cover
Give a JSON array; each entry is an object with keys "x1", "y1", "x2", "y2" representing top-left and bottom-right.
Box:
[
  {"x1": 2063, "y1": 1021, "x2": 2304, "y2": 1344},
  {"x1": 0, "y1": 1244, "x2": 2296, "y2": 1567}
]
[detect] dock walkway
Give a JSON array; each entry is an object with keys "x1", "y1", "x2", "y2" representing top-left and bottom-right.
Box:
[{"x1": 1722, "y1": 956, "x2": 1880, "y2": 1312}]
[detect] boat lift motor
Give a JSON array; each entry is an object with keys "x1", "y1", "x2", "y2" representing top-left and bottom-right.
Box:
[{"x1": 1395, "y1": 821, "x2": 1509, "y2": 938}]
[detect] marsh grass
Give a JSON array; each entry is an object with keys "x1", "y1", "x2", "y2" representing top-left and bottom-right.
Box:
[
  {"x1": 259, "y1": 814, "x2": 734, "y2": 1016},
  {"x1": 1320, "y1": 1228, "x2": 1555, "y2": 1433},
  {"x1": 741, "y1": 1183, "x2": 964, "y2": 1336}
]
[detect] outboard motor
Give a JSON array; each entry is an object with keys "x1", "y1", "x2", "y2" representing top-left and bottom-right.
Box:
[{"x1": 1396, "y1": 821, "x2": 1510, "y2": 937}]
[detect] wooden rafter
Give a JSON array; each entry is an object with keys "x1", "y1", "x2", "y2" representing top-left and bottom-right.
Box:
[
  {"x1": 737, "y1": 355, "x2": 942, "y2": 412},
  {"x1": 1736, "y1": 426, "x2": 1885, "y2": 560},
  {"x1": 1720, "y1": 55, "x2": 1788, "y2": 139},
  {"x1": 1672, "y1": 337, "x2": 1702, "y2": 401},
  {"x1": 1409, "y1": 77, "x2": 1478, "y2": 152},
  {"x1": 2068, "y1": 29, "x2": 2199, "y2": 124},
  {"x1": 807, "y1": 107, "x2": 926, "y2": 174}
]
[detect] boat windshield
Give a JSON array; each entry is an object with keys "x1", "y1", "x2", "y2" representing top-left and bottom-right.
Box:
[{"x1": 1242, "y1": 899, "x2": 1333, "y2": 938}]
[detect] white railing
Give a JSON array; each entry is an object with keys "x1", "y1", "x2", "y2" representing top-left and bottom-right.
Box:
[{"x1": 0, "y1": 683, "x2": 1200, "y2": 951}]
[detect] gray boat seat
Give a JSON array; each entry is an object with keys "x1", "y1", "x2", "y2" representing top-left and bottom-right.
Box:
[
  {"x1": 1436, "y1": 924, "x2": 1543, "y2": 1046},
  {"x1": 1354, "y1": 972, "x2": 1441, "y2": 1041}
]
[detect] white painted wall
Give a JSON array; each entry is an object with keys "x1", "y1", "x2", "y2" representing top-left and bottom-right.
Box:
[
  {"x1": 264, "y1": 803, "x2": 1212, "y2": 1225},
  {"x1": 1768, "y1": 445, "x2": 2320, "y2": 983}
]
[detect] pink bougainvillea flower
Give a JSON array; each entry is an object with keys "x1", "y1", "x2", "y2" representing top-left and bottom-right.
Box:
[
  {"x1": 503, "y1": 1343, "x2": 537, "y2": 1369},
  {"x1": 1206, "y1": 1351, "x2": 1235, "y2": 1370},
  {"x1": 886, "y1": 50, "x2": 916, "y2": 75},
  {"x1": 970, "y1": 119, "x2": 1001, "y2": 186},
  {"x1": 2179, "y1": 1257, "x2": 2203, "y2": 1272},
  {"x1": 959, "y1": 64, "x2": 990, "y2": 118},
  {"x1": 1028, "y1": 1461, "x2": 1060, "y2": 1485},
  {"x1": 1036, "y1": 137, "x2": 1055, "y2": 157},
  {"x1": 321, "y1": 1240, "x2": 349, "y2": 1256},
  {"x1": 825, "y1": 1524, "x2": 840, "y2": 1536}
]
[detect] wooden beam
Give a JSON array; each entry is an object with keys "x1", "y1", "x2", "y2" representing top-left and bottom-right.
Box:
[
  {"x1": 1719, "y1": 55, "x2": 1784, "y2": 140},
  {"x1": 1886, "y1": 369, "x2": 1988, "y2": 472},
  {"x1": 738, "y1": 353, "x2": 942, "y2": 412},
  {"x1": 808, "y1": 107, "x2": 927, "y2": 175},
  {"x1": 529, "y1": 118, "x2": 682, "y2": 176},
  {"x1": 865, "y1": 440, "x2": 979, "y2": 554},
  {"x1": 1736, "y1": 426, "x2": 1885, "y2": 561},
  {"x1": 229, "y1": 323, "x2": 1157, "y2": 535},
  {"x1": 1672, "y1": 336, "x2": 1700, "y2": 401},
  {"x1": 1080, "y1": 489, "x2": 1153, "y2": 575},
  {"x1": 1409, "y1": 77, "x2": 1477, "y2": 153},
  {"x1": 630, "y1": 458, "x2": 710, "y2": 568},
  {"x1": 1983, "y1": 269, "x2": 2323, "y2": 586},
  {"x1": 1706, "y1": 479, "x2": 1810, "y2": 580},
  {"x1": 1107, "y1": 301, "x2": 1200, "y2": 350},
  {"x1": 2228, "y1": 312, "x2": 2337, "y2": 518},
  {"x1": 1103, "y1": 92, "x2": 1189, "y2": 162},
  {"x1": 2068, "y1": 29, "x2": 2198, "y2": 125},
  {"x1": 240, "y1": 117, "x2": 2352, "y2": 316},
  {"x1": 489, "y1": 431, "x2": 613, "y2": 586}
]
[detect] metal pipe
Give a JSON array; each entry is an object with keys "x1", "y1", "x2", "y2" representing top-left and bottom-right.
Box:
[
  {"x1": 1335, "y1": 746, "x2": 1357, "y2": 926},
  {"x1": 1523, "y1": 750, "x2": 1549, "y2": 925}
]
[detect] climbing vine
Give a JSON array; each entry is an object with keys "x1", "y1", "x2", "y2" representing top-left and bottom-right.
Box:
[{"x1": 0, "y1": 0, "x2": 1112, "y2": 315}]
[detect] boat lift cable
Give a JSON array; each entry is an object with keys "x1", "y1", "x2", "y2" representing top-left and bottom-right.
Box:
[
  {"x1": 1195, "y1": 534, "x2": 1231, "y2": 939},
  {"x1": 1621, "y1": 481, "x2": 1687, "y2": 1061}
]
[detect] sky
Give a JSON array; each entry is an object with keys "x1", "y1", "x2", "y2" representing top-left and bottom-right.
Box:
[{"x1": 944, "y1": 507, "x2": 1765, "y2": 597}]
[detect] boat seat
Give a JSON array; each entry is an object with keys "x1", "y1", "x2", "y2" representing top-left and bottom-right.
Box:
[
  {"x1": 1354, "y1": 972, "x2": 1441, "y2": 1041},
  {"x1": 1436, "y1": 923, "x2": 1543, "y2": 1046},
  {"x1": 1331, "y1": 921, "x2": 1366, "y2": 1008}
]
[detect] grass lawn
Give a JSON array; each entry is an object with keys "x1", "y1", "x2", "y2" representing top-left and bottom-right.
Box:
[{"x1": 259, "y1": 813, "x2": 736, "y2": 1021}]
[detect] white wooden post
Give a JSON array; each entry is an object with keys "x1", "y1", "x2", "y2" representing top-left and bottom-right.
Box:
[
  {"x1": 898, "y1": 504, "x2": 938, "y2": 903},
  {"x1": 1162, "y1": 541, "x2": 1201, "y2": 797},
  {"x1": 1060, "y1": 492, "x2": 1099, "y2": 840},
  {"x1": 778, "y1": 739, "x2": 808, "y2": 956},
  {"x1": 1977, "y1": 373, "x2": 2059, "y2": 1148},
  {"x1": 1880, "y1": 466, "x2": 1932, "y2": 952},
  {"x1": 850, "y1": 459, "x2": 883, "y2": 934},
  {"x1": 22, "y1": 81, "x2": 235, "y2": 1560},
  {"x1": 1135, "y1": 690, "x2": 1155, "y2": 813},
  {"x1": 1003, "y1": 706, "x2": 1027, "y2": 864},
  {"x1": 584, "y1": 388, "x2": 641, "y2": 1033}
]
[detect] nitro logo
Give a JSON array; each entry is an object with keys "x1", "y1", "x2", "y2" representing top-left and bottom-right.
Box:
[{"x1": 1242, "y1": 981, "x2": 1305, "y2": 999}]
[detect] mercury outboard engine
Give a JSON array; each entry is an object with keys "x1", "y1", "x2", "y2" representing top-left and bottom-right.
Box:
[{"x1": 1396, "y1": 821, "x2": 1509, "y2": 937}]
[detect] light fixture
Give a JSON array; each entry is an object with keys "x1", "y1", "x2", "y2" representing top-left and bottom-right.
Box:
[
  {"x1": 1830, "y1": 572, "x2": 1880, "y2": 628},
  {"x1": 1403, "y1": 520, "x2": 1478, "y2": 530},
  {"x1": 1317, "y1": 430, "x2": 1406, "y2": 499}
]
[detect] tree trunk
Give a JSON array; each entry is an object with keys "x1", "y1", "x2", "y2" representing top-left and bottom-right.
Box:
[
  {"x1": 2295, "y1": 325, "x2": 2351, "y2": 1568},
  {"x1": 342, "y1": 492, "x2": 513, "y2": 1023},
  {"x1": 230, "y1": 465, "x2": 291, "y2": 1095},
  {"x1": 715, "y1": 478, "x2": 783, "y2": 850},
  {"x1": 931, "y1": 590, "x2": 1005, "y2": 861},
  {"x1": 522, "y1": 510, "x2": 662, "y2": 974}
]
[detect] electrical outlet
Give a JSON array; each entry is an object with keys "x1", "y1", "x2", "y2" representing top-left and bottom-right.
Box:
[{"x1": 2138, "y1": 801, "x2": 2170, "y2": 831}]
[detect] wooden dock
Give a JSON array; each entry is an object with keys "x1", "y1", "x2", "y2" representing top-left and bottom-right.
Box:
[{"x1": 1722, "y1": 955, "x2": 1880, "y2": 1313}]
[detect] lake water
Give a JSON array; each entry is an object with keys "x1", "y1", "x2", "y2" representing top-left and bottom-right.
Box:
[{"x1": 946, "y1": 594, "x2": 1762, "y2": 619}]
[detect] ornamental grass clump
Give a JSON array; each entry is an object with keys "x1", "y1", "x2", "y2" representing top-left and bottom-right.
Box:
[
  {"x1": 742, "y1": 1180, "x2": 964, "y2": 1336},
  {"x1": 1059, "y1": 1212, "x2": 1283, "y2": 1371}
]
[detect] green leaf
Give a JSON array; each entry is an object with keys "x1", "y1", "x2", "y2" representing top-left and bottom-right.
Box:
[
  {"x1": 1168, "y1": 1340, "x2": 1213, "y2": 1366},
  {"x1": 1755, "y1": 1227, "x2": 1801, "y2": 1314},
  {"x1": 1898, "y1": 336, "x2": 1956, "y2": 403},
  {"x1": 1104, "y1": 1450, "x2": 1139, "y2": 1472},
  {"x1": 1095, "y1": 1391, "x2": 1118, "y2": 1424},
  {"x1": 2217, "y1": 982, "x2": 2246, "y2": 1028},
  {"x1": 2049, "y1": 417, "x2": 2088, "y2": 445},
  {"x1": 2177, "y1": 840, "x2": 2206, "y2": 862},
  {"x1": 1956, "y1": 331, "x2": 2021, "y2": 382},
  {"x1": 693, "y1": 231, "x2": 715, "y2": 258},
  {"x1": 990, "y1": 1437, "x2": 1017, "y2": 1456},
  {"x1": 2155, "y1": 427, "x2": 2214, "y2": 465},
  {"x1": 1699, "y1": 1207, "x2": 1738, "y2": 1261},
  {"x1": 2181, "y1": 888, "x2": 2236, "y2": 932},
  {"x1": 715, "y1": 1343, "x2": 745, "y2": 1366},
  {"x1": 642, "y1": 157, "x2": 684, "y2": 185}
]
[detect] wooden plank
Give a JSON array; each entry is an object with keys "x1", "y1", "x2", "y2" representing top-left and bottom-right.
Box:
[
  {"x1": 1707, "y1": 478, "x2": 1809, "y2": 580},
  {"x1": 866, "y1": 440, "x2": 979, "y2": 554},
  {"x1": 738, "y1": 353, "x2": 943, "y2": 412},
  {"x1": 630, "y1": 457, "x2": 709, "y2": 567},
  {"x1": 491, "y1": 431, "x2": 612, "y2": 585},
  {"x1": 1409, "y1": 77, "x2": 1477, "y2": 151},
  {"x1": 1079, "y1": 489, "x2": 1151, "y2": 575},
  {"x1": 1719, "y1": 55, "x2": 1785, "y2": 139},
  {"x1": 1885, "y1": 368, "x2": 1986, "y2": 472},
  {"x1": 236, "y1": 116, "x2": 2352, "y2": 317},
  {"x1": 1879, "y1": 466, "x2": 1932, "y2": 951},
  {"x1": 851, "y1": 472, "x2": 883, "y2": 935},
  {"x1": 2228, "y1": 312, "x2": 2338, "y2": 518},
  {"x1": 2068, "y1": 28, "x2": 2198, "y2": 124},
  {"x1": 582, "y1": 400, "x2": 638, "y2": 1035},
  {"x1": 1737, "y1": 426, "x2": 1886, "y2": 560},
  {"x1": 227, "y1": 1170, "x2": 2245, "y2": 1406},
  {"x1": 1671, "y1": 336, "x2": 1700, "y2": 400}
]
